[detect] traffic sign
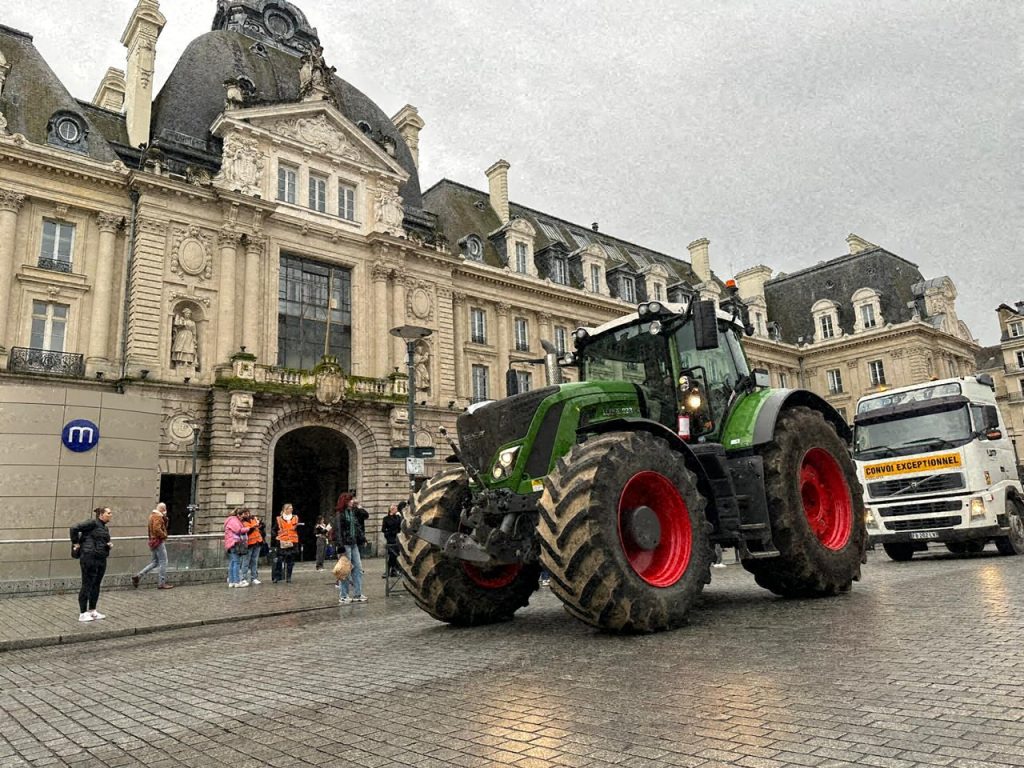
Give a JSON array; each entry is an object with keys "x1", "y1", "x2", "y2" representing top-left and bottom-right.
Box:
[
  {"x1": 405, "y1": 457, "x2": 425, "y2": 476},
  {"x1": 389, "y1": 446, "x2": 435, "y2": 459}
]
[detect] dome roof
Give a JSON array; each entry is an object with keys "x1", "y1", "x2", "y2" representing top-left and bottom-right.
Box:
[{"x1": 150, "y1": 23, "x2": 422, "y2": 206}]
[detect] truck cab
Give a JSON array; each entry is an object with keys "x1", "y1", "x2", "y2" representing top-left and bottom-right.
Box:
[{"x1": 854, "y1": 375, "x2": 1024, "y2": 559}]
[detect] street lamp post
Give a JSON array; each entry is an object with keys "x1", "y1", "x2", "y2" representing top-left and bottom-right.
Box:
[
  {"x1": 389, "y1": 325, "x2": 433, "y2": 498},
  {"x1": 187, "y1": 423, "x2": 201, "y2": 535}
]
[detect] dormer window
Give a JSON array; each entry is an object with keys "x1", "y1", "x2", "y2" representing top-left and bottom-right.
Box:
[
  {"x1": 514, "y1": 241, "x2": 528, "y2": 273},
  {"x1": 851, "y1": 288, "x2": 884, "y2": 332},
  {"x1": 589, "y1": 264, "x2": 601, "y2": 293},
  {"x1": 1010, "y1": 320, "x2": 1024, "y2": 338},
  {"x1": 811, "y1": 299, "x2": 841, "y2": 342},
  {"x1": 47, "y1": 111, "x2": 88, "y2": 153},
  {"x1": 621, "y1": 275, "x2": 636, "y2": 303},
  {"x1": 550, "y1": 257, "x2": 568, "y2": 284}
]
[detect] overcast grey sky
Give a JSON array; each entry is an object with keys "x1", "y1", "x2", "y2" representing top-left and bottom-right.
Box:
[{"x1": 4, "y1": 1, "x2": 1020, "y2": 344}]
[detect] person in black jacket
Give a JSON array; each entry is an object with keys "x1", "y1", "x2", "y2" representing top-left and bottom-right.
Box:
[
  {"x1": 70, "y1": 507, "x2": 113, "y2": 622},
  {"x1": 332, "y1": 492, "x2": 369, "y2": 603},
  {"x1": 381, "y1": 502, "x2": 403, "y2": 578}
]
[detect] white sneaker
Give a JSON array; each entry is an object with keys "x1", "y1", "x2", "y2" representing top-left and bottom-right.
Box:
[
  {"x1": 339, "y1": 596, "x2": 352, "y2": 604},
  {"x1": 90, "y1": 611, "x2": 106, "y2": 620},
  {"x1": 354, "y1": 595, "x2": 368, "y2": 603},
  {"x1": 712, "y1": 563, "x2": 727, "y2": 569},
  {"x1": 228, "y1": 582, "x2": 237, "y2": 588},
  {"x1": 237, "y1": 580, "x2": 249, "y2": 587},
  {"x1": 78, "y1": 612, "x2": 94, "y2": 622},
  {"x1": 250, "y1": 578, "x2": 261, "y2": 585}
]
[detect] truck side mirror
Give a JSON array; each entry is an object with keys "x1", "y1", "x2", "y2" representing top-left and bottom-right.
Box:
[
  {"x1": 985, "y1": 428, "x2": 1002, "y2": 441},
  {"x1": 693, "y1": 300, "x2": 719, "y2": 350}
]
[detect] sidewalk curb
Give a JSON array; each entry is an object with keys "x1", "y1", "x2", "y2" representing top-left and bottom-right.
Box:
[{"x1": 0, "y1": 602, "x2": 339, "y2": 653}]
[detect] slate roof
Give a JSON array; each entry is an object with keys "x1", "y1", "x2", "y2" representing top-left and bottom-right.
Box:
[
  {"x1": 422, "y1": 178, "x2": 708, "y2": 289},
  {"x1": 149, "y1": 29, "x2": 424, "y2": 207},
  {"x1": 763, "y1": 247, "x2": 926, "y2": 345},
  {"x1": 0, "y1": 24, "x2": 118, "y2": 163},
  {"x1": 975, "y1": 344, "x2": 1002, "y2": 371}
]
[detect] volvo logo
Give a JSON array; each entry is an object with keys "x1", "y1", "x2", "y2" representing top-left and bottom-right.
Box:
[{"x1": 62, "y1": 419, "x2": 100, "y2": 453}]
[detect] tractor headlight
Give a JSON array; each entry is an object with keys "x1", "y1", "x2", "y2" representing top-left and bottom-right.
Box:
[
  {"x1": 647, "y1": 301, "x2": 663, "y2": 315},
  {"x1": 498, "y1": 447, "x2": 519, "y2": 469},
  {"x1": 969, "y1": 497, "x2": 986, "y2": 519},
  {"x1": 685, "y1": 391, "x2": 702, "y2": 411}
]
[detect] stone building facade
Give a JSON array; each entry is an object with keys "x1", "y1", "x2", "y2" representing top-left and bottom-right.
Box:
[
  {"x1": 0, "y1": 0, "x2": 981, "y2": 581},
  {"x1": 977, "y1": 303, "x2": 1024, "y2": 460}
]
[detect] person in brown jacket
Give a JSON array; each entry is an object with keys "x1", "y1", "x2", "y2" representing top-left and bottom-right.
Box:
[{"x1": 131, "y1": 502, "x2": 173, "y2": 589}]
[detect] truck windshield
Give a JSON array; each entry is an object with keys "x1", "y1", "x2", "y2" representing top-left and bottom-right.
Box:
[{"x1": 854, "y1": 404, "x2": 973, "y2": 460}]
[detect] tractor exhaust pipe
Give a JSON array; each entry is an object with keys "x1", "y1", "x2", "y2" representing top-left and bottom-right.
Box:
[{"x1": 541, "y1": 339, "x2": 562, "y2": 387}]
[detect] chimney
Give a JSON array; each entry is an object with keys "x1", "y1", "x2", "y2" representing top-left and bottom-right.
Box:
[
  {"x1": 485, "y1": 159, "x2": 510, "y2": 224},
  {"x1": 591, "y1": 222, "x2": 599, "y2": 232},
  {"x1": 846, "y1": 233, "x2": 876, "y2": 254},
  {"x1": 92, "y1": 67, "x2": 127, "y2": 112},
  {"x1": 391, "y1": 104, "x2": 425, "y2": 169},
  {"x1": 687, "y1": 238, "x2": 711, "y2": 283},
  {"x1": 121, "y1": 0, "x2": 166, "y2": 148},
  {"x1": 734, "y1": 264, "x2": 773, "y2": 301}
]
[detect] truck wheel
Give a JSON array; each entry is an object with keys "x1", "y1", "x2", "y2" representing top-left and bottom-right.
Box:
[
  {"x1": 883, "y1": 543, "x2": 915, "y2": 561},
  {"x1": 537, "y1": 431, "x2": 712, "y2": 633},
  {"x1": 744, "y1": 406, "x2": 866, "y2": 596},
  {"x1": 996, "y1": 499, "x2": 1024, "y2": 555},
  {"x1": 399, "y1": 467, "x2": 540, "y2": 626},
  {"x1": 945, "y1": 542, "x2": 966, "y2": 555}
]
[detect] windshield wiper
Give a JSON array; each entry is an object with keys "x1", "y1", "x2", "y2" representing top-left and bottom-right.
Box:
[
  {"x1": 855, "y1": 446, "x2": 897, "y2": 459},
  {"x1": 892, "y1": 437, "x2": 958, "y2": 451}
]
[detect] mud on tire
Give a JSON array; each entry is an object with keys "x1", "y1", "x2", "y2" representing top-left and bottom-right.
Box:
[
  {"x1": 537, "y1": 431, "x2": 712, "y2": 633},
  {"x1": 398, "y1": 467, "x2": 539, "y2": 626},
  {"x1": 743, "y1": 406, "x2": 866, "y2": 596}
]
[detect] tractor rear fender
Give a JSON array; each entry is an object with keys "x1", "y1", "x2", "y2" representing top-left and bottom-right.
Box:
[{"x1": 724, "y1": 389, "x2": 851, "y2": 450}]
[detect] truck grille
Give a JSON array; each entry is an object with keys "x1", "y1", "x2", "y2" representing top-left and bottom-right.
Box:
[
  {"x1": 456, "y1": 387, "x2": 557, "y2": 473},
  {"x1": 867, "y1": 472, "x2": 965, "y2": 499},
  {"x1": 878, "y1": 500, "x2": 962, "y2": 518},
  {"x1": 885, "y1": 516, "x2": 962, "y2": 531}
]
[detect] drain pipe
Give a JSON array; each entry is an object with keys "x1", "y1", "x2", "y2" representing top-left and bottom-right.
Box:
[{"x1": 118, "y1": 188, "x2": 140, "y2": 392}]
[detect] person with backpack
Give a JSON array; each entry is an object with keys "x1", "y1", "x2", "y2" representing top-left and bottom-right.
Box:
[
  {"x1": 70, "y1": 507, "x2": 114, "y2": 622},
  {"x1": 333, "y1": 492, "x2": 368, "y2": 603}
]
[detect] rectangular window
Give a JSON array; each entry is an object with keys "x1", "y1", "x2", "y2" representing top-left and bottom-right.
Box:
[
  {"x1": 471, "y1": 365, "x2": 489, "y2": 402},
  {"x1": 516, "y1": 371, "x2": 532, "y2": 393},
  {"x1": 515, "y1": 242, "x2": 528, "y2": 274},
  {"x1": 514, "y1": 317, "x2": 529, "y2": 352},
  {"x1": 621, "y1": 276, "x2": 636, "y2": 303},
  {"x1": 820, "y1": 314, "x2": 835, "y2": 339},
  {"x1": 1017, "y1": 351, "x2": 1024, "y2": 370},
  {"x1": 555, "y1": 326, "x2": 567, "y2": 355},
  {"x1": 860, "y1": 304, "x2": 877, "y2": 329},
  {"x1": 470, "y1": 308, "x2": 487, "y2": 344},
  {"x1": 30, "y1": 300, "x2": 68, "y2": 351},
  {"x1": 276, "y1": 254, "x2": 352, "y2": 371},
  {"x1": 755, "y1": 312, "x2": 766, "y2": 336},
  {"x1": 827, "y1": 368, "x2": 843, "y2": 394},
  {"x1": 308, "y1": 173, "x2": 327, "y2": 213},
  {"x1": 1010, "y1": 321, "x2": 1024, "y2": 338},
  {"x1": 550, "y1": 257, "x2": 568, "y2": 285},
  {"x1": 338, "y1": 183, "x2": 356, "y2": 221},
  {"x1": 39, "y1": 220, "x2": 74, "y2": 273},
  {"x1": 869, "y1": 360, "x2": 886, "y2": 387},
  {"x1": 778, "y1": 372, "x2": 788, "y2": 388},
  {"x1": 654, "y1": 283, "x2": 664, "y2": 301},
  {"x1": 277, "y1": 164, "x2": 297, "y2": 204},
  {"x1": 590, "y1": 264, "x2": 601, "y2": 293}
]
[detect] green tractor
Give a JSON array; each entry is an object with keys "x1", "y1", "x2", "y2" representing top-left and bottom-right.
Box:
[{"x1": 399, "y1": 287, "x2": 866, "y2": 633}]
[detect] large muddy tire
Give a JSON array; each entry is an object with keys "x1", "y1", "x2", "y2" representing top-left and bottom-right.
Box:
[
  {"x1": 537, "y1": 431, "x2": 712, "y2": 633},
  {"x1": 399, "y1": 467, "x2": 539, "y2": 626},
  {"x1": 743, "y1": 406, "x2": 866, "y2": 596},
  {"x1": 996, "y1": 499, "x2": 1024, "y2": 555}
]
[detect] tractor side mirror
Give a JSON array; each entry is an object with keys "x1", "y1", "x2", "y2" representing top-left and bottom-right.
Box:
[
  {"x1": 505, "y1": 368, "x2": 519, "y2": 397},
  {"x1": 692, "y1": 300, "x2": 720, "y2": 350}
]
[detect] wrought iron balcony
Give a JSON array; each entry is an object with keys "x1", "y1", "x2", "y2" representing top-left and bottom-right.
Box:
[
  {"x1": 36, "y1": 257, "x2": 73, "y2": 274},
  {"x1": 7, "y1": 347, "x2": 85, "y2": 378}
]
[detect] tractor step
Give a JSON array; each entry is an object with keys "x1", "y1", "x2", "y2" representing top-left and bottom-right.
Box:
[
  {"x1": 743, "y1": 549, "x2": 780, "y2": 559},
  {"x1": 738, "y1": 523, "x2": 768, "y2": 532}
]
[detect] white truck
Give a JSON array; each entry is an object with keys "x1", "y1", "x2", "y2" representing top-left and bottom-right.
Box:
[{"x1": 853, "y1": 375, "x2": 1024, "y2": 561}]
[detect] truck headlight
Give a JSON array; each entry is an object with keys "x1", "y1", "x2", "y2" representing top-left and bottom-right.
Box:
[
  {"x1": 969, "y1": 497, "x2": 986, "y2": 519},
  {"x1": 864, "y1": 508, "x2": 877, "y2": 529}
]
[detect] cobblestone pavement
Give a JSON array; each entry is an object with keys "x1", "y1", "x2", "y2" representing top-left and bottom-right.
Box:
[{"x1": 0, "y1": 548, "x2": 1022, "y2": 768}]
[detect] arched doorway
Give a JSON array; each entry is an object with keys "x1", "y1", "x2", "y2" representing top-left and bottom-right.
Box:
[{"x1": 272, "y1": 426, "x2": 351, "y2": 560}]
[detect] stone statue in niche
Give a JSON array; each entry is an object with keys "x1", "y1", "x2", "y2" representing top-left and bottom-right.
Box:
[
  {"x1": 171, "y1": 308, "x2": 199, "y2": 372},
  {"x1": 413, "y1": 339, "x2": 430, "y2": 394}
]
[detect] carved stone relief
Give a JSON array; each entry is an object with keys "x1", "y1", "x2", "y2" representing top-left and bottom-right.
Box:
[
  {"x1": 167, "y1": 413, "x2": 197, "y2": 445},
  {"x1": 230, "y1": 391, "x2": 254, "y2": 447},
  {"x1": 170, "y1": 225, "x2": 213, "y2": 279},
  {"x1": 408, "y1": 285, "x2": 433, "y2": 321},
  {"x1": 214, "y1": 134, "x2": 264, "y2": 197},
  {"x1": 413, "y1": 339, "x2": 431, "y2": 394},
  {"x1": 314, "y1": 356, "x2": 346, "y2": 406},
  {"x1": 373, "y1": 182, "x2": 405, "y2": 235},
  {"x1": 267, "y1": 115, "x2": 361, "y2": 160}
]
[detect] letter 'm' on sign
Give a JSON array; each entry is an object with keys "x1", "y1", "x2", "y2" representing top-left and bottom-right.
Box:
[{"x1": 62, "y1": 419, "x2": 101, "y2": 453}]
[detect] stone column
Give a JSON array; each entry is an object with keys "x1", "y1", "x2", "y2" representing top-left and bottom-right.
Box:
[
  {"x1": 371, "y1": 263, "x2": 389, "y2": 378},
  {"x1": 390, "y1": 272, "x2": 408, "y2": 371},
  {"x1": 538, "y1": 311, "x2": 553, "y2": 351},
  {"x1": 496, "y1": 302, "x2": 511, "y2": 396},
  {"x1": 216, "y1": 229, "x2": 240, "y2": 363},
  {"x1": 0, "y1": 190, "x2": 26, "y2": 352},
  {"x1": 452, "y1": 291, "x2": 466, "y2": 400},
  {"x1": 87, "y1": 212, "x2": 123, "y2": 363},
  {"x1": 240, "y1": 235, "x2": 264, "y2": 356}
]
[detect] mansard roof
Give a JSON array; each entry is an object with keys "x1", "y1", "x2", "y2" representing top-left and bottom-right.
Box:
[
  {"x1": 422, "y1": 178, "x2": 706, "y2": 288},
  {"x1": 763, "y1": 247, "x2": 926, "y2": 344},
  {"x1": 0, "y1": 24, "x2": 119, "y2": 163}
]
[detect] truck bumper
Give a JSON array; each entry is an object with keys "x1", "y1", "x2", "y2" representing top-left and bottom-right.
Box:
[{"x1": 868, "y1": 524, "x2": 1005, "y2": 546}]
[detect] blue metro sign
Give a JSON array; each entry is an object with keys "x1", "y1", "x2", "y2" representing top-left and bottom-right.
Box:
[{"x1": 61, "y1": 419, "x2": 100, "y2": 453}]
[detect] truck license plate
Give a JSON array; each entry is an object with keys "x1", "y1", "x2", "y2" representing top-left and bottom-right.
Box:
[{"x1": 910, "y1": 531, "x2": 940, "y2": 540}]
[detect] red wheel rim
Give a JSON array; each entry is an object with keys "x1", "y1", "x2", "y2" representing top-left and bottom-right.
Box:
[
  {"x1": 800, "y1": 447, "x2": 853, "y2": 550},
  {"x1": 617, "y1": 471, "x2": 692, "y2": 587},
  {"x1": 462, "y1": 563, "x2": 521, "y2": 589}
]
